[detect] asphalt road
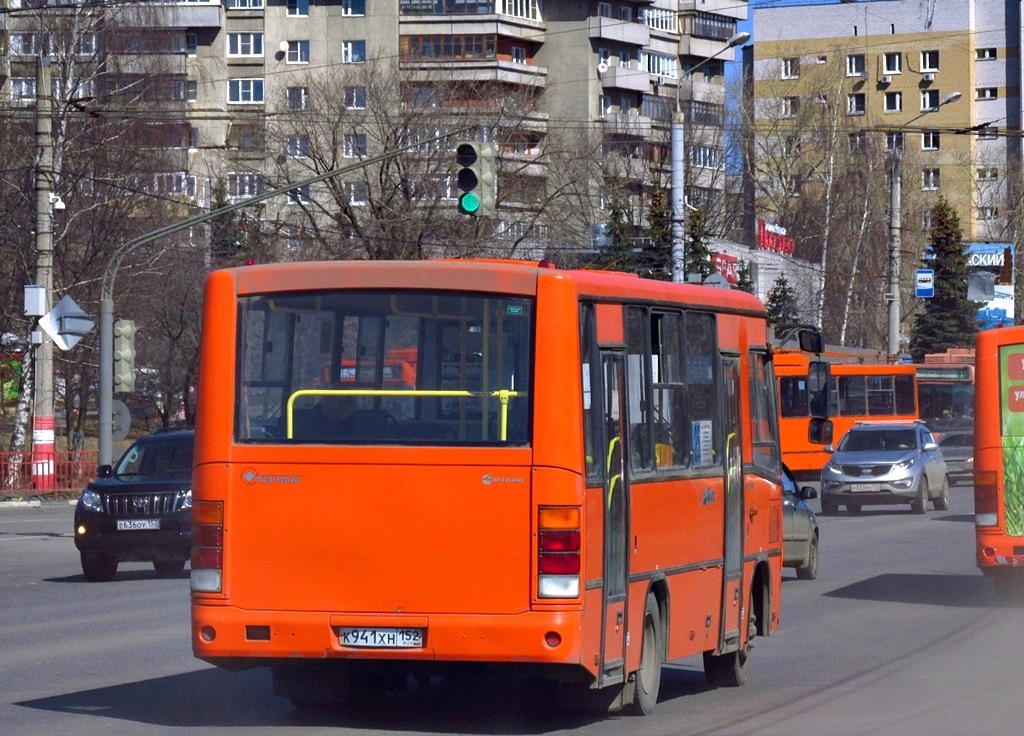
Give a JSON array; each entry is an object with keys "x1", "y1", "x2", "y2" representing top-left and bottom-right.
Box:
[{"x1": 2, "y1": 484, "x2": 1022, "y2": 736}]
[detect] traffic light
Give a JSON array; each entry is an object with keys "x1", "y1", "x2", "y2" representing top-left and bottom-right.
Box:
[
  {"x1": 113, "y1": 319, "x2": 136, "y2": 393},
  {"x1": 455, "y1": 141, "x2": 495, "y2": 217}
]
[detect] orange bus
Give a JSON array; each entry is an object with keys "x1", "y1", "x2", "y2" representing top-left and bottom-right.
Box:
[
  {"x1": 973, "y1": 326, "x2": 1024, "y2": 585},
  {"x1": 777, "y1": 358, "x2": 917, "y2": 485},
  {"x1": 915, "y1": 362, "x2": 974, "y2": 437},
  {"x1": 190, "y1": 259, "x2": 814, "y2": 714}
]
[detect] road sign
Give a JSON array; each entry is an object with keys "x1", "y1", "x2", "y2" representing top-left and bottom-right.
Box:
[
  {"x1": 38, "y1": 294, "x2": 94, "y2": 350},
  {"x1": 916, "y1": 269, "x2": 935, "y2": 298}
]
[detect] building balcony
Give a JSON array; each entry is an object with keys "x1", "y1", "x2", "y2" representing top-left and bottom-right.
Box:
[
  {"x1": 679, "y1": 36, "x2": 740, "y2": 62},
  {"x1": 589, "y1": 16, "x2": 650, "y2": 47},
  {"x1": 678, "y1": 1, "x2": 748, "y2": 21},
  {"x1": 600, "y1": 111, "x2": 653, "y2": 139},
  {"x1": 400, "y1": 14, "x2": 545, "y2": 43},
  {"x1": 601, "y1": 63, "x2": 651, "y2": 92},
  {"x1": 402, "y1": 58, "x2": 547, "y2": 89},
  {"x1": 123, "y1": 2, "x2": 223, "y2": 29}
]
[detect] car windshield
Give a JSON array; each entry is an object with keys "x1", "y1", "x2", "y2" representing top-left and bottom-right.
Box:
[
  {"x1": 115, "y1": 437, "x2": 193, "y2": 479},
  {"x1": 839, "y1": 428, "x2": 916, "y2": 453}
]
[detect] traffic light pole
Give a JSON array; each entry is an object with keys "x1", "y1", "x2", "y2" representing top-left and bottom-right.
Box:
[{"x1": 96, "y1": 127, "x2": 470, "y2": 467}]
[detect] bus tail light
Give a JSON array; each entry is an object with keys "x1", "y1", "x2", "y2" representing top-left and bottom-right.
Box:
[
  {"x1": 975, "y1": 471, "x2": 998, "y2": 526},
  {"x1": 191, "y1": 500, "x2": 224, "y2": 593},
  {"x1": 538, "y1": 507, "x2": 580, "y2": 598}
]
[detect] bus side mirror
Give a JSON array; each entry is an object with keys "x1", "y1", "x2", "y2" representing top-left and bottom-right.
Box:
[
  {"x1": 798, "y1": 329, "x2": 824, "y2": 354},
  {"x1": 808, "y1": 418, "x2": 833, "y2": 445}
]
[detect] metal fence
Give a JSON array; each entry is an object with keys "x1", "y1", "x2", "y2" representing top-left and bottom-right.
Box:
[{"x1": 0, "y1": 450, "x2": 97, "y2": 500}]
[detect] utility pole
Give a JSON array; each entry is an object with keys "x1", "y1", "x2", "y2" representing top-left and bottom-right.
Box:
[
  {"x1": 887, "y1": 153, "x2": 902, "y2": 360},
  {"x1": 670, "y1": 31, "x2": 749, "y2": 283},
  {"x1": 31, "y1": 53, "x2": 55, "y2": 490}
]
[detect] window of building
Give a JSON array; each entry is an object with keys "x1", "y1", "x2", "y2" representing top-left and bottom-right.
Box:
[
  {"x1": 922, "y1": 131, "x2": 940, "y2": 150},
  {"x1": 883, "y1": 52, "x2": 902, "y2": 74},
  {"x1": 341, "y1": 40, "x2": 367, "y2": 63},
  {"x1": 343, "y1": 132, "x2": 367, "y2": 158},
  {"x1": 228, "y1": 172, "x2": 265, "y2": 199},
  {"x1": 10, "y1": 77, "x2": 37, "y2": 103},
  {"x1": 229, "y1": 124, "x2": 265, "y2": 150},
  {"x1": 288, "y1": 185, "x2": 311, "y2": 204},
  {"x1": 886, "y1": 131, "x2": 903, "y2": 152},
  {"x1": 921, "y1": 211, "x2": 934, "y2": 231},
  {"x1": 186, "y1": 32, "x2": 198, "y2": 56},
  {"x1": 344, "y1": 86, "x2": 366, "y2": 109},
  {"x1": 76, "y1": 32, "x2": 98, "y2": 56},
  {"x1": 785, "y1": 136, "x2": 800, "y2": 156},
  {"x1": 641, "y1": 7, "x2": 676, "y2": 32},
  {"x1": 976, "y1": 48, "x2": 997, "y2": 60},
  {"x1": 287, "y1": 0, "x2": 309, "y2": 16},
  {"x1": 511, "y1": 46, "x2": 526, "y2": 64},
  {"x1": 884, "y1": 91, "x2": 902, "y2": 112},
  {"x1": 287, "y1": 135, "x2": 310, "y2": 158},
  {"x1": 597, "y1": 2, "x2": 611, "y2": 17},
  {"x1": 977, "y1": 87, "x2": 998, "y2": 100},
  {"x1": 618, "y1": 49, "x2": 632, "y2": 67},
  {"x1": 783, "y1": 57, "x2": 800, "y2": 79},
  {"x1": 978, "y1": 206, "x2": 998, "y2": 220},
  {"x1": 849, "y1": 131, "x2": 866, "y2": 153},
  {"x1": 978, "y1": 125, "x2": 998, "y2": 140},
  {"x1": 846, "y1": 53, "x2": 865, "y2": 76},
  {"x1": 287, "y1": 86, "x2": 309, "y2": 110},
  {"x1": 978, "y1": 168, "x2": 999, "y2": 181},
  {"x1": 921, "y1": 50, "x2": 939, "y2": 71},
  {"x1": 782, "y1": 96, "x2": 799, "y2": 117},
  {"x1": 186, "y1": 80, "x2": 198, "y2": 102},
  {"x1": 848, "y1": 93, "x2": 866, "y2": 115},
  {"x1": 286, "y1": 40, "x2": 310, "y2": 64},
  {"x1": 788, "y1": 175, "x2": 801, "y2": 197},
  {"x1": 921, "y1": 89, "x2": 939, "y2": 110},
  {"x1": 342, "y1": 0, "x2": 366, "y2": 15},
  {"x1": 10, "y1": 32, "x2": 43, "y2": 55},
  {"x1": 227, "y1": 0, "x2": 264, "y2": 7},
  {"x1": 346, "y1": 181, "x2": 368, "y2": 205},
  {"x1": 228, "y1": 78, "x2": 265, "y2": 104},
  {"x1": 619, "y1": 6, "x2": 632, "y2": 22},
  {"x1": 228, "y1": 33, "x2": 264, "y2": 57},
  {"x1": 922, "y1": 168, "x2": 940, "y2": 190}
]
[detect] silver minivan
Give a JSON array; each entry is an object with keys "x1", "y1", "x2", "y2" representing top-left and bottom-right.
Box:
[{"x1": 820, "y1": 421, "x2": 949, "y2": 515}]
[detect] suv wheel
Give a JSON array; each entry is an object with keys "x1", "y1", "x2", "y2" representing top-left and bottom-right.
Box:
[
  {"x1": 911, "y1": 477, "x2": 929, "y2": 515},
  {"x1": 81, "y1": 553, "x2": 118, "y2": 582},
  {"x1": 933, "y1": 476, "x2": 951, "y2": 511}
]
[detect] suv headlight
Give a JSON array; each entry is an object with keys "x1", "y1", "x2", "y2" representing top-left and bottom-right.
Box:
[
  {"x1": 181, "y1": 488, "x2": 192, "y2": 511},
  {"x1": 81, "y1": 489, "x2": 103, "y2": 513},
  {"x1": 895, "y1": 456, "x2": 917, "y2": 470},
  {"x1": 823, "y1": 463, "x2": 843, "y2": 476}
]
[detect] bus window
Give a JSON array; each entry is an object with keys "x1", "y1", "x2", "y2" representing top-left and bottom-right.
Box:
[
  {"x1": 779, "y1": 376, "x2": 808, "y2": 418},
  {"x1": 236, "y1": 291, "x2": 533, "y2": 445},
  {"x1": 686, "y1": 312, "x2": 718, "y2": 468}
]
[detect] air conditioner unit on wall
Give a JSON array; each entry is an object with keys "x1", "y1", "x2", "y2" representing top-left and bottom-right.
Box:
[
  {"x1": 880, "y1": 75, "x2": 892, "y2": 84},
  {"x1": 922, "y1": 73, "x2": 935, "y2": 81}
]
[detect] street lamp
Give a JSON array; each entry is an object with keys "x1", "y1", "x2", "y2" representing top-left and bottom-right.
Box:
[
  {"x1": 671, "y1": 30, "x2": 750, "y2": 283},
  {"x1": 886, "y1": 90, "x2": 962, "y2": 359}
]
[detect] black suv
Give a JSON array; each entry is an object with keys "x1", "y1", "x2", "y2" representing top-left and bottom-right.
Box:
[{"x1": 74, "y1": 428, "x2": 194, "y2": 582}]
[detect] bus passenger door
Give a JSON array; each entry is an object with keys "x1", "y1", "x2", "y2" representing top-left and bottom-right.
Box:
[
  {"x1": 718, "y1": 356, "x2": 744, "y2": 650},
  {"x1": 599, "y1": 351, "x2": 628, "y2": 686}
]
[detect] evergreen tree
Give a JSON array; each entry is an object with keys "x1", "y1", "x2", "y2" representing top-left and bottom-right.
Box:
[
  {"x1": 598, "y1": 196, "x2": 635, "y2": 271},
  {"x1": 735, "y1": 259, "x2": 755, "y2": 294},
  {"x1": 210, "y1": 180, "x2": 259, "y2": 266},
  {"x1": 909, "y1": 198, "x2": 980, "y2": 361},
  {"x1": 637, "y1": 184, "x2": 672, "y2": 280},
  {"x1": 766, "y1": 275, "x2": 800, "y2": 325},
  {"x1": 683, "y1": 204, "x2": 715, "y2": 280}
]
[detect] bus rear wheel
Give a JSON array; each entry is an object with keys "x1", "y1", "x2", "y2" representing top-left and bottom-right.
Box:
[
  {"x1": 630, "y1": 591, "x2": 664, "y2": 715},
  {"x1": 703, "y1": 588, "x2": 756, "y2": 688}
]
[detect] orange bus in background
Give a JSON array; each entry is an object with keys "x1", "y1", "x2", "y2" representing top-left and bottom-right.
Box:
[
  {"x1": 973, "y1": 326, "x2": 1024, "y2": 587},
  {"x1": 777, "y1": 358, "x2": 917, "y2": 484},
  {"x1": 190, "y1": 259, "x2": 818, "y2": 714}
]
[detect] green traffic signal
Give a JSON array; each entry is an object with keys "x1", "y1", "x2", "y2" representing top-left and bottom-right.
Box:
[
  {"x1": 458, "y1": 192, "x2": 481, "y2": 215},
  {"x1": 454, "y1": 141, "x2": 495, "y2": 217}
]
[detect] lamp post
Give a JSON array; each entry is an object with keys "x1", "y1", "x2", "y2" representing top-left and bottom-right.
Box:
[
  {"x1": 671, "y1": 30, "x2": 749, "y2": 283},
  {"x1": 886, "y1": 90, "x2": 962, "y2": 359}
]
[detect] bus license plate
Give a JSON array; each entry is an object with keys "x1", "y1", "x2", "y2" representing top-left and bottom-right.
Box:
[
  {"x1": 117, "y1": 519, "x2": 160, "y2": 531},
  {"x1": 852, "y1": 483, "x2": 881, "y2": 493},
  {"x1": 339, "y1": 627, "x2": 423, "y2": 649}
]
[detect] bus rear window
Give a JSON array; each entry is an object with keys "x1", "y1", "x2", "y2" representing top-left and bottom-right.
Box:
[{"x1": 236, "y1": 291, "x2": 533, "y2": 445}]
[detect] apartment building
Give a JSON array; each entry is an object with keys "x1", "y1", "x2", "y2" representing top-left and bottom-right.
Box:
[
  {"x1": 752, "y1": 0, "x2": 1021, "y2": 243},
  {"x1": 2, "y1": 0, "x2": 748, "y2": 260}
]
